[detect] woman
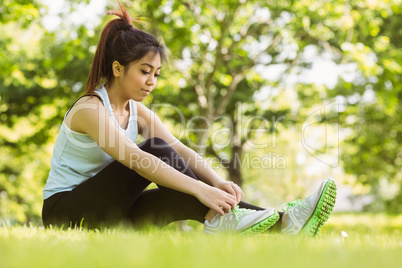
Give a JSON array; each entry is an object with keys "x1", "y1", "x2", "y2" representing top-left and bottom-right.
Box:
[{"x1": 42, "y1": 1, "x2": 336, "y2": 236}]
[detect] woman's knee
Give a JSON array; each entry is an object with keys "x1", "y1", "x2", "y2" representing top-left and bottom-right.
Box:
[
  {"x1": 149, "y1": 137, "x2": 169, "y2": 146},
  {"x1": 138, "y1": 137, "x2": 180, "y2": 163},
  {"x1": 139, "y1": 137, "x2": 171, "y2": 152},
  {"x1": 139, "y1": 138, "x2": 196, "y2": 179}
]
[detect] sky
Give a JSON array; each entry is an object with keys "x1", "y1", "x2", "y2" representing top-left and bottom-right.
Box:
[{"x1": 42, "y1": 0, "x2": 107, "y2": 31}]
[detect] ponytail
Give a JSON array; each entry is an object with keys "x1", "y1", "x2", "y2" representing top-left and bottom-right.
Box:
[{"x1": 84, "y1": 0, "x2": 166, "y2": 95}]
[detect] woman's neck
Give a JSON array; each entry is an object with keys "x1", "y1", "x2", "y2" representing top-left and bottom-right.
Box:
[{"x1": 104, "y1": 82, "x2": 130, "y2": 115}]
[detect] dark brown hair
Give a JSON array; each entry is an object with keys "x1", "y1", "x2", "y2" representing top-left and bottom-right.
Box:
[{"x1": 84, "y1": 0, "x2": 166, "y2": 95}]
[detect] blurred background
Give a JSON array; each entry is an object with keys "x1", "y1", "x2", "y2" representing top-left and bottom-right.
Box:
[{"x1": 0, "y1": 0, "x2": 401, "y2": 225}]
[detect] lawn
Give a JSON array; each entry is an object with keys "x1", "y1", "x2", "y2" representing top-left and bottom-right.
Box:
[{"x1": 0, "y1": 213, "x2": 401, "y2": 268}]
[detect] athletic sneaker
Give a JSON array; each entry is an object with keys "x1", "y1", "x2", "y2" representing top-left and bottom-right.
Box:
[
  {"x1": 203, "y1": 206, "x2": 279, "y2": 234},
  {"x1": 281, "y1": 179, "x2": 337, "y2": 237}
]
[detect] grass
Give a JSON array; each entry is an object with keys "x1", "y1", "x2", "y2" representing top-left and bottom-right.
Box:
[{"x1": 1, "y1": 213, "x2": 402, "y2": 268}]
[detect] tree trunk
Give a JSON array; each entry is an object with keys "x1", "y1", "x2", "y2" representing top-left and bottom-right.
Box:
[
  {"x1": 227, "y1": 108, "x2": 244, "y2": 186},
  {"x1": 228, "y1": 144, "x2": 243, "y2": 186}
]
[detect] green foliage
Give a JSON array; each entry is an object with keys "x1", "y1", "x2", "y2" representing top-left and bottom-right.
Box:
[
  {"x1": 0, "y1": 0, "x2": 97, "y2": 222},
  {"x1": 0, "y1": 0, "x2": 40, "y2": 27},
  {"x1": 327, "y1": 0, "x2": 402, "y2": 212},
  {"x1": 127, "y1": 0, "x2": 361, "y2": 188},
  {"x1": 1, "y1": 0, "x2": 401, "y2": 223}
]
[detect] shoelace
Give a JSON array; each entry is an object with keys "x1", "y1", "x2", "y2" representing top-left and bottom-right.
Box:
[
  {"x1": 281, "y1": 198, "x2": 307, "y2": 212},
  {"x1": 231, "y1": 206, "x2": 254, "y2": 223}
]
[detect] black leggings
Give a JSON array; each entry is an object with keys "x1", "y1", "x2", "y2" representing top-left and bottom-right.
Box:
[{"x1": 42, "y1": 137, "x2": 281, "y2": 229}]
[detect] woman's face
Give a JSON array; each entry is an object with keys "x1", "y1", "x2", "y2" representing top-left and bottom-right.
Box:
[{"x1": 119, "y1": 52, "x2": 162, "y2": 102}]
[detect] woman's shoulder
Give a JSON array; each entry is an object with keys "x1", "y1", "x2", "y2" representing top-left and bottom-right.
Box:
[
  {"x1": 65, "y1": 94, "x2": 104, "y2": 134},
  {"x1": 135, "y1": 101, "x2": 155, "y2": 116}
]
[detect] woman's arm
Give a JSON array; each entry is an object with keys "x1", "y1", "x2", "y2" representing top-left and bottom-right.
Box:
[
  {"x1": 71, "y1": 98, "x2": 237, "y2": 215},
  {"x1": 136, "y1": 102, "x2": 245, "y2": 203}
]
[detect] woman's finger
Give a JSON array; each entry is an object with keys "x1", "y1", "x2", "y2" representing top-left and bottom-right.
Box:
[
  {"x1": 235, "y1": 184, "x2": 244, "y2": 201},
  {"x1": 235, "y1": 184, "x2": 242, "y2": 203},
  {"x1": 230, "y1": 183, "x2": 241, "y2": 203},
  {"x1": 222, "y1": 202, "x2": 231, "y2": 213},
  {"x1": 216, "y1": 206, "x2": 225, "y2": 216},
  {"x1": 225, "y1": 184, "x2": 236, "y2": 197},
  {"x1": 233, "y1": 184, "x2": 244, "y2": 200},
  {"x1": 226, "y1": 192, "x2": 237, "y2": 204},
  {"x1": 226, "y1": 194, "x2": 237, "y2": 209}
]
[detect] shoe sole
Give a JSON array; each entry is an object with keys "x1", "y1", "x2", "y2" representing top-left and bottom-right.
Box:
[
  {"x1": 300, "y1": 179, "x2": 337, "y2": 237},
  {"x1": 242, "y1": 210, "x2": 280, "y2": 234}
]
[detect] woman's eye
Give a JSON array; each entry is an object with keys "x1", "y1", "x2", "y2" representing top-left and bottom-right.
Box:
[{"x1": 142, "y1": 70, "x2": 160, "y2": 77}]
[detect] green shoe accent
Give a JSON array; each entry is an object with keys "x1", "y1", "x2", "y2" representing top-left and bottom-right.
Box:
[
  {"x1": 242, "y1": 210, "x2": 280, "y2": 234},
  {"x1": 300, "y1": 179, "x2": 337, "y2": 237}
]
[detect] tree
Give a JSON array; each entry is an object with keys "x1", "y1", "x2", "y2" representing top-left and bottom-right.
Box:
[
  {"x1": 126, "y1": 0, "x2": 368, "y2": 186},
  {"x1": 0, "y1": 0, "x2": 97, "y2": 223},
  {"x1": 1, "y1": 0, "x2": 400, "y2": 223},
  {"x1": 326, "y1": 0, "x2": 402, "y2": 212}
]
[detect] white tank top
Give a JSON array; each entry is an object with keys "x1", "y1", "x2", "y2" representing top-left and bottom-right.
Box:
[{"x1": 43, "y1": 86, "x2": 138, "y2": 199}]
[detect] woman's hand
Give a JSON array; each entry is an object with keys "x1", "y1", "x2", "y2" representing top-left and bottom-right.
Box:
[
  {"x1": 195, "y1": 184, "x2": 237, "y2": 216},
  {"x1": 214, "y1": 180, "x2": 245, "y2": 205}
]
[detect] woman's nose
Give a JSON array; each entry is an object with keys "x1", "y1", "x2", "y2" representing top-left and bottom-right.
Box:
[{"x1": 146, "y1": 76, "x2": 156, "y2": 86}]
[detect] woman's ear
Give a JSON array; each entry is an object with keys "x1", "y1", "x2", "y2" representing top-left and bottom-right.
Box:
[{"x1": 112, "y1": 61, "x2": 124, "y2": 77}]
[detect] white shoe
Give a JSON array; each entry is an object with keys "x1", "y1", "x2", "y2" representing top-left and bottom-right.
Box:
[
  {"x1": 203, "y1": 206, "x2": 279, "y2": 234},
  {"x1": 281, "y1": 179, "x2": 337, "y2": 236}
]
